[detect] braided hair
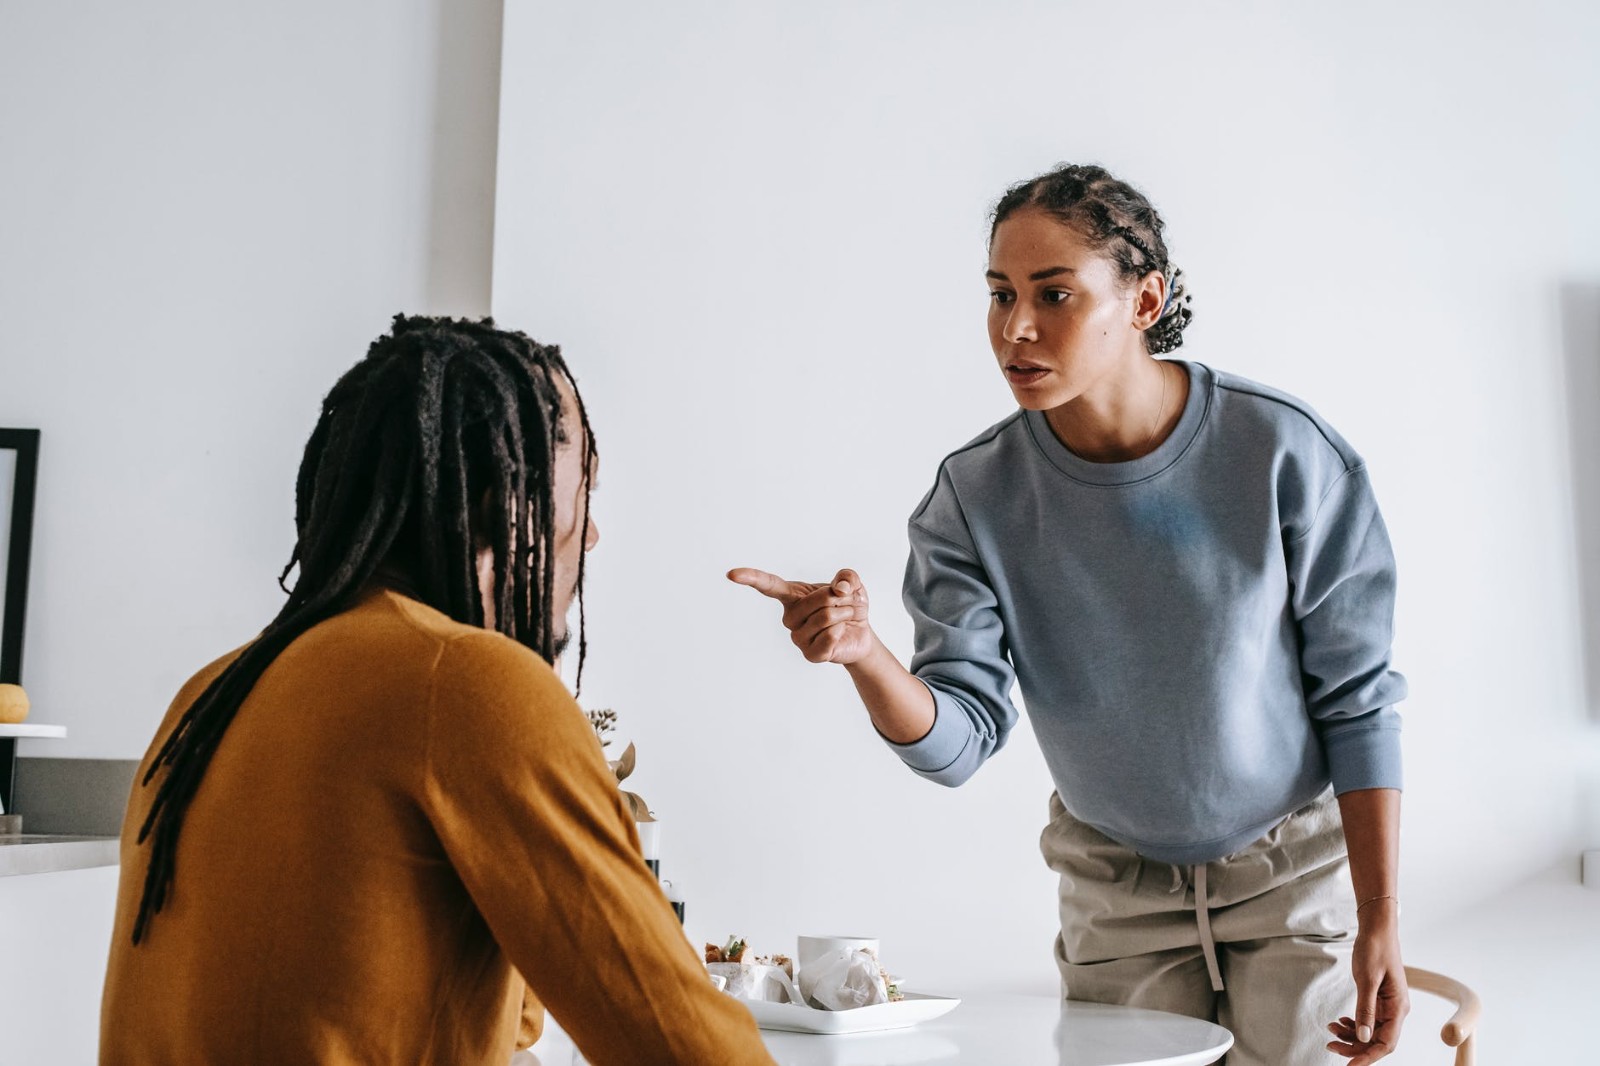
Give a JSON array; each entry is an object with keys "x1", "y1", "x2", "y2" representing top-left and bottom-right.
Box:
[
  {"x1": 991, "y1": 164, "x2": 1194, "y2": 354},
  {"x1": 130, "y1": 314, "x2": 597, "y2": 944}
]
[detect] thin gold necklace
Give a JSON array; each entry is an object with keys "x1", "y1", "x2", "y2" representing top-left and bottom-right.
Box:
[{"x1": 1141, "y1": 361, "x2": 1170, "y2": 455}]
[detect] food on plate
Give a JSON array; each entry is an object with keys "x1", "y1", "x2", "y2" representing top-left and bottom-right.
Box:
[
  {"x1": 705, "y1": 936, "x2": 793, "y2": 977},
  {"x1": 705, "y1": 936, "x2": 749, "y2": 964},
  {"x1": 883, "y1": 969, "x2": 903, "y2": 1002},
  {"x1": 706, "y1": 935, "x2": 905, "y2": 1010},
  {"x1": 705, "y1": 936, "x2": 802, "y2": 1004}
]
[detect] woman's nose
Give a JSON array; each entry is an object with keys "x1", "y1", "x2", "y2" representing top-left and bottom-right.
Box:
[{"x1": 1005, "y1": 306, "x2": 1038, "y2": 344}]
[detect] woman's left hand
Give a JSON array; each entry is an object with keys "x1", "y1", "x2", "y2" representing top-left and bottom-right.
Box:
[{"x1": 1326, "y1": 904, "x2": 1409, "y2": 1063}]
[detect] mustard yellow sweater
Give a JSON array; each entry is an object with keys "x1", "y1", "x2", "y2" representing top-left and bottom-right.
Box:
[{"x1": 101, "y1": 589, "x2": 772, "y2": 1065}]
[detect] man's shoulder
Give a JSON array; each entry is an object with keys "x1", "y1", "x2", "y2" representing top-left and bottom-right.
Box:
[
  {"x1": 309, "y1": 590, "x2": 571, "y2": 718},
  {"x1": 381, "y1": 596, "x2": 564, "y2": 694}
]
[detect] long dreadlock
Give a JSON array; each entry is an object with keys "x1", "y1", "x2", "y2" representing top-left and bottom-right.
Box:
[{"x1": 131, "y1": 314, "x2": 597, "y2": 944}]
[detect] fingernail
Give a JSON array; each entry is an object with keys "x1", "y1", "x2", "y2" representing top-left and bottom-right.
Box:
[{"x1": 1357, "y1": 1025, "x2": 1372, "y2": 1042}]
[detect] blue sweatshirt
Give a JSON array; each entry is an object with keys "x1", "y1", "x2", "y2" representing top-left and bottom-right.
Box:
[{"x1": 888, "y1": 360, "x2": 1405, "y2": 865}]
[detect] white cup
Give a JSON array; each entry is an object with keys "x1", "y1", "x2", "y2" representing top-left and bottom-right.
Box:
[
  {"x1": 796, "y1": 935, "x2": 880, "y2": 1002},
  {"x1": 797, "y1": 935, "x2": 879, "y2": 970}
]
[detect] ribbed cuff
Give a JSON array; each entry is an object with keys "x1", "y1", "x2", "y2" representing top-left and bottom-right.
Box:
[
  {"x1": 881, "y1": 681, "x2": 974, "y2": 777},
  {"x1": 1324, "y1": 718, "x2": 1403, "y2": 794}
]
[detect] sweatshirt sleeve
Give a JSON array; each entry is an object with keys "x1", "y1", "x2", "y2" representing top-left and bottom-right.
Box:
[
  {"x1": 887, "y1": 470, "x2": 1021, "y2": 787},
  {"x1": 1284, "y1": 464, "x2": 1408, "y2": 794},
  {"x1": 421, "y1": 633, "x2": 774, "y2": 1066}
]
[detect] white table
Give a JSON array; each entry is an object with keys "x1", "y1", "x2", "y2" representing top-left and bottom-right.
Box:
[{"x1": 517, "y1": 992, "x2": 1233, "y2": 1065}]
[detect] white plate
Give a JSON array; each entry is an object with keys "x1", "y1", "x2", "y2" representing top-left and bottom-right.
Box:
[{"x1": 743, "y1": 992, "x2": 961, "y2": 1035}]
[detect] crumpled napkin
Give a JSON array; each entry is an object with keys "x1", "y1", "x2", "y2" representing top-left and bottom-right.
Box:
[
  {"x1": 799, "y1": 948, "x2": 890, "y2": 1011},
  {"x1": 706, "y1": 962, "x2": 803, "y2": 1004}
]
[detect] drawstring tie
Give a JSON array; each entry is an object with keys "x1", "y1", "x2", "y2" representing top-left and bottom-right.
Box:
[
  {"x1": 1136, "y1": 858, "x2": 1225, "y2": 992},
  {"x1": 1157, "y1": 861, "x2": 1224, "y2": 992},
  {"x1": 1192, "y1": 863, "x2": 1224, "y2": 992}
]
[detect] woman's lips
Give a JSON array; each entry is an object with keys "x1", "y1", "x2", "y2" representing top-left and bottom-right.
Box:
[{"x1": 1004, "y1": 364, "x2": 1050, "y2": 386}]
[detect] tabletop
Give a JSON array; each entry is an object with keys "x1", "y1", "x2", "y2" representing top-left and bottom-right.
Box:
[{"x1": 515, "y1": 992, "x2": 1234, "y2": 1066}]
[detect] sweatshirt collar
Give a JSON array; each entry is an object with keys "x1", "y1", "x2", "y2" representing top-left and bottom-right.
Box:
[{"x1": 1022, "y1": 360, "x2": 1212, "y2": 486}]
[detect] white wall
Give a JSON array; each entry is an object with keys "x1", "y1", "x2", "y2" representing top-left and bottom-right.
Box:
[
  {"x1": 494, "y1": 1, "x2": 1600, "y2": 1059},
  {"x1": 0, "y1": 0, "x2": 504, "y2": 760},
  {"x1": 0, "y1": 1, "x2": 504, "y2": 1061}
]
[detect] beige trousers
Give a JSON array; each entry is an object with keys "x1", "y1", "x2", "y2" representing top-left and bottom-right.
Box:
[{"x1": 1040, "y1": 789, "x2": 1357, "y2": 1066}]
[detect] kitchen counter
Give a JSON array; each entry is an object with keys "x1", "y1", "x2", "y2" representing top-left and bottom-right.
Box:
[{"x1": 0, "y1": 833, "x2": 119, "y2": 877}]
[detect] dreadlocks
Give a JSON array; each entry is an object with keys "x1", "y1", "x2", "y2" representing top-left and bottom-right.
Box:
[{"x1": 131, "y1": 314, "x2": 597, "y2": 945}]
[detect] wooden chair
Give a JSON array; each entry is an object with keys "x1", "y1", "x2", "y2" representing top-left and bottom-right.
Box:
[{"x1": 1405, "y1": 967, "x2": 1481, "y2": 1065}]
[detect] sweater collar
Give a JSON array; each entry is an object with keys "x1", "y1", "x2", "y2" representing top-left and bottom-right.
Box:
[{"x1": 1022, "y1": 360, "x2": 1212, "y2": 486}]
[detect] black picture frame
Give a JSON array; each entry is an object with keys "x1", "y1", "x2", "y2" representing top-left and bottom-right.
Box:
[
  {"x1": 0, "y1": 428, "x2": 40, "y2": 687},
  {"x1": 0, "y1": 429, "x2": 39, "y2": 818}
]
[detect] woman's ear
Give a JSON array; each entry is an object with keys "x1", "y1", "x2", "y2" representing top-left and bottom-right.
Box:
[{"x1": 1132, "y1": 272, "x2": 1167, "y2": 331}]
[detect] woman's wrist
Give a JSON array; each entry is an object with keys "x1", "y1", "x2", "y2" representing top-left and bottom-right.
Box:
[
  {"x1": 1355, "y1": 894, "x2": 1401, "y2": 928},
  {"x1": 845, "y1": 635, "x2": 936, "y2": 743}
]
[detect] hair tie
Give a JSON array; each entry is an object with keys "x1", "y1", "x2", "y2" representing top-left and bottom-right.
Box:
[{"x1": 1157, "y1": 271, "x2": 1177, "y2": 321}]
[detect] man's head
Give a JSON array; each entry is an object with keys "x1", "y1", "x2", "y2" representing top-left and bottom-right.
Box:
[
  {"x1": 282, "y1": 314, "x2": 598, "y2": 669},
  {"x1": 130, "y1": 314, "x2": 597, "y2": 945}
]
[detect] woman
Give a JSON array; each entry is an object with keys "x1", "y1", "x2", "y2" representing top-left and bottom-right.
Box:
[{"x1": 732, "y1": 165, "x2": 1408, "y2": 1065}]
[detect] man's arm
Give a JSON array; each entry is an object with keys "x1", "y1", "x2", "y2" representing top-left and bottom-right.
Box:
[{"x1": 424, "y1": 633, "x2": 775, "y2": 1066}]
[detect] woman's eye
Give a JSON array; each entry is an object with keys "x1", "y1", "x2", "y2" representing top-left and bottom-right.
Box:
[
  {"x1": 989, "y1": 290, "x2": 1013, "y2": 305},
  {"x1": 1043, "y1": 290, "x2": 1071, "y2": 304}
]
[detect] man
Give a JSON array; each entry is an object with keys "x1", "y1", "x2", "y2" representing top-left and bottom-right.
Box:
[{"x1": 102, "y1": 316, "x2": 773, "y2": 1065}]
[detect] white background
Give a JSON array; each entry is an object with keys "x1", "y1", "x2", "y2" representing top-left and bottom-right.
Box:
[
  {"x1": 494, "y1": 1, "x2": 1600, "y2": 1061},
  {"x1": 0, "y1": 1, "x2": 503, "y2": 1061},
  {"x1": 0, "y1": 1, "x2": 1596, "y2": 1062}
]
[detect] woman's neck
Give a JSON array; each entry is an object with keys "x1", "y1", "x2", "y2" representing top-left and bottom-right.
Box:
[{"x1": 1044, "y1": 356, "x2": 1187, "y2": 464}]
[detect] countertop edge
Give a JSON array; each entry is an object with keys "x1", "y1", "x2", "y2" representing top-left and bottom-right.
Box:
[{"x1": 0, "y1": 835, "x2": 119, "y2": 877}]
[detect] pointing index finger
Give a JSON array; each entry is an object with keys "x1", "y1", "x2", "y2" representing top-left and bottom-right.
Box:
[{"x1": 727, "y1": 567, "x2": 804, "y2": 604}]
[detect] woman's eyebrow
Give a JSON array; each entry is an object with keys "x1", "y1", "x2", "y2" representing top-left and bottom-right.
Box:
[{"x1": 984, "y1": 267, "x2": 1078, "y2": 282}]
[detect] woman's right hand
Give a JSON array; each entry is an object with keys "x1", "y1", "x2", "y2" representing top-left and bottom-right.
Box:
[{"x1": 727, "y1": 567, "x2": 874, "y2": 666}]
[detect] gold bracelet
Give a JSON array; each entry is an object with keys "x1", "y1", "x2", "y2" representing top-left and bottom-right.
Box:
[{"x1": 1357, "y1": 894, "x2": 1399, "y2": 912}]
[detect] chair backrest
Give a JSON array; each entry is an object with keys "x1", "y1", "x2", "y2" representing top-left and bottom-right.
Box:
[{"x1": 1404, "y1": 966, "x2": 1481, "y2": 1066}]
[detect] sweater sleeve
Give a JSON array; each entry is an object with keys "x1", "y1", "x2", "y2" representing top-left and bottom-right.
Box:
[
  {"x1": 1284, "y1": 465, "x2": 1408, "y2": 794},
  {"x1": 421, "y1": 633, "x2": 773, "y2": 1066},
  {"x1": 886, "y1": 473, "x2": 1021, "y2": 787}
]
